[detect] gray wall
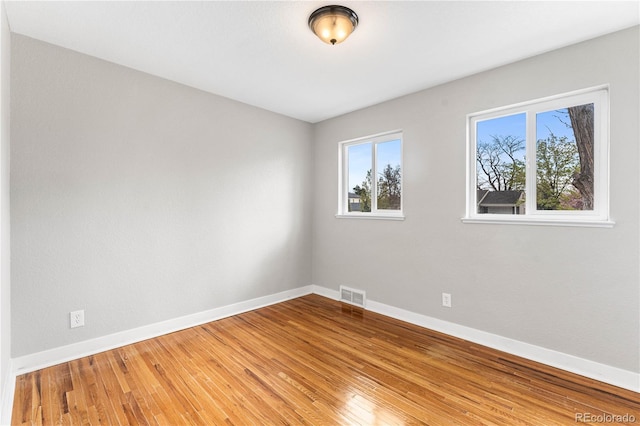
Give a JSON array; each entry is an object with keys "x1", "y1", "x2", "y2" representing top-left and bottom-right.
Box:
[
  {"x1": 11, "y1": 35, "x2": 312, "y2": 356},
  {"x1": 1, "y1": 0, "x2": 11, "y2": 399},
  {"x1": 10, "y1": 25, "x2": 640, "y2": 376},
  {"x1": 312, "y1": 27, "x2": 639, "y2": 372}
]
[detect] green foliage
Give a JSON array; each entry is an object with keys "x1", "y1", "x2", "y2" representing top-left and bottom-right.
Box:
[
  {"x1": 352, "y1": 164, "x2": 401, "y2": 212},
  {"x1": 536, "y1": 134, "x2": 580, "y2": 210},
  {"x1": 377, "y1": 164, "x2": 401, "y2": 210},
  {"x1": 476, "y1": 106, "x2": 592, "y2": 212},
  {"x1": 352, "y1": 170, "x2": 372, "y2": 212}
]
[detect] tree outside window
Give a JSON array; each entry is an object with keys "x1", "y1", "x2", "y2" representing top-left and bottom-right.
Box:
[
  {"x1": 467, "y1": 87, "x2": 609, "y2": 226},
  {"x1": 340, "y1": 132, "x2": 403, "y2": 218}
]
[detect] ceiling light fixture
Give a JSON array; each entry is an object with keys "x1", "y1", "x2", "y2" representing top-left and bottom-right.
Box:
[{"x1": 308, "y1": 5, "x2": 359, "y2": 45}]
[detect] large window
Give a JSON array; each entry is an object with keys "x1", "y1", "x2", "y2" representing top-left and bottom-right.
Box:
[
  {"x1": 465, "y1": 87, "x2": 611, "y2": 227},
  {"x1": 338, "y1": 131, "x2": 403, "y2": 219}
]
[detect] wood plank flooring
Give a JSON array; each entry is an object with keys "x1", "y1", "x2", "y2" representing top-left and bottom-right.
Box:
[{"x1": 12, "y1": 294, "x2": 640, "y2": 425}]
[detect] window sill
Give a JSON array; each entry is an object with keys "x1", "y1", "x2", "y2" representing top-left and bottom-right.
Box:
[
  {"x1": 336, "y1": 213, "x2": 405, "y2": 221},
  {"x1": 461, "y1": 216, "x2": 614, "y2": 228}
]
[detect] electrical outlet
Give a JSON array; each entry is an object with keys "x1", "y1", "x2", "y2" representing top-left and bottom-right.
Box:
[
  {"x1": 442, "y1": 293, "x2": 452, "y2": 308},
  {"x1": 70, "y1": 310, "x2": 85, "y2": 328}
]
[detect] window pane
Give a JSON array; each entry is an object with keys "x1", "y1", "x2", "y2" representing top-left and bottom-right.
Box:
[
  {"x1": 376, "y1": 139, "x2": 402, "y2": 211},
  {"x1": 347, "y1": 143, "x2": 372, "y2": 212},
  {"x1": 476, "y1": 113, "x2": 526, "y2": 214},
  {"x1": 536, "y1": 104, "x2": 594, "y2": 211}
]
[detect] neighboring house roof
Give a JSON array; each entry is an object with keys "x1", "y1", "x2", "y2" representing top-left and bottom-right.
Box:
[
  {"x1": 478, "y1": 190, "x2": 524, "y2": 206},
  {"x1": 348, "y1": 192, "x2": 359, "y2": 199},
  {"x1": 477, "y1": 190, "x2": 488, "y2": 204}
]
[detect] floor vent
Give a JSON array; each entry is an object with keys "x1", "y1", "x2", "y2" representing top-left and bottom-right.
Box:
[{"x1": 339, "y1": 286, "x2": 366, "y2": 308}]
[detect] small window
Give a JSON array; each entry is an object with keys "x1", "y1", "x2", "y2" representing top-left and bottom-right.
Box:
[
  {"x1": 338, "y1": 131, "x2": 403, "y2": 219},
  {"x1": 465, "y1": 87, "x2": 612, "y2": 227}
]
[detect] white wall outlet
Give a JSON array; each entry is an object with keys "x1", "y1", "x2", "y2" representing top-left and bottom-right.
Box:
[
  {"x1": 442, "y1": 293, "x2": 452, "y2": 308},
  {"x1": 70, "y1": 310, "x2": 85, "y2": 328}
]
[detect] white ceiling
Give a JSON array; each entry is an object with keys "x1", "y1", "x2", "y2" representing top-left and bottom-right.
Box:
[{"x1": 4, "y1": 1, "x2": 640, "y2": 123}]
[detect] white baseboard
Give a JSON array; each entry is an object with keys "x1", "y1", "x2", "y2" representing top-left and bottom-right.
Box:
[
  {"x1": 12, "y1": 286, "x2": 313, "y2": 377},
  {"x1": 7, "y1": 283, "x2": 638, "y2": 424},
  {"x1": 311, "y1": 284, "x2": 639, "y2": 393},
  {"x1": 1, "y1": 359, "x2": 15, "y2": 426},
  {"x1": 310, "y1": 284, "x2": 338, "y2": 300}
]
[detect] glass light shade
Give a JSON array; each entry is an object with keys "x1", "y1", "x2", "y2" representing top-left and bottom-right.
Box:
[{"x1": 308, "y1": 5, "x2": 359, "y2": 45}]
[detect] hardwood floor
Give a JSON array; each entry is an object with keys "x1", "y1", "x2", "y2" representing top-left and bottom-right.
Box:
[{"x1": 12, "y1": 294, "x2": 640, "y2": 425}]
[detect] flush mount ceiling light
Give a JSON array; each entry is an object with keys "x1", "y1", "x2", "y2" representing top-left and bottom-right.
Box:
[{"x1": 308, "y1": 5, "x2": 359, "y2": 45}]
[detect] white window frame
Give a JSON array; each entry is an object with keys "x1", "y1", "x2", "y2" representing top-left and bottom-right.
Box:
[
  {"x1": 337, "y1": 130, "x2": 404, "y2": 220},
  {"x1": 464, "y1": 86, "x2": 613, "y2": 227}
]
